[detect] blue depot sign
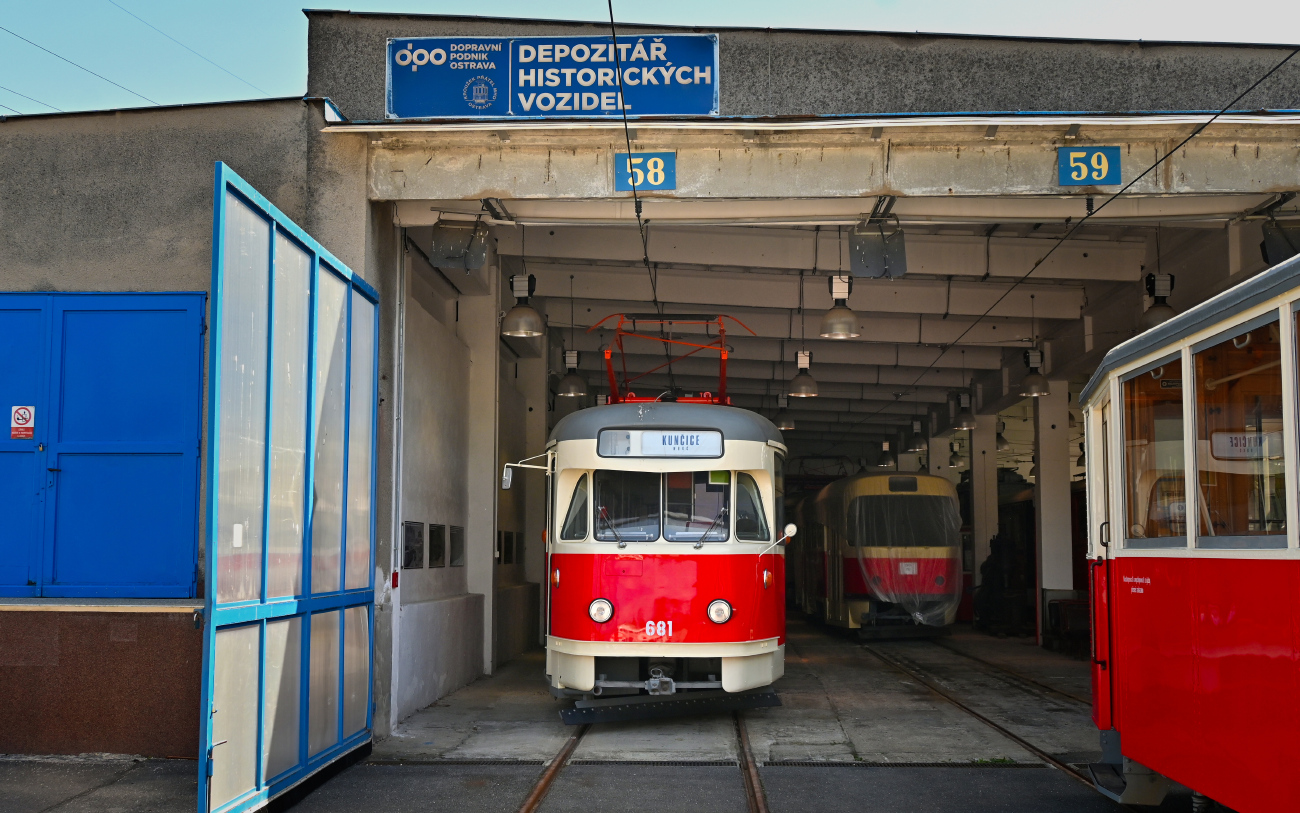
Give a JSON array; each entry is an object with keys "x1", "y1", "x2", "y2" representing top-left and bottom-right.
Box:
[{"x1": 387, "y1": 34, "x2": 719, "y2": 119}]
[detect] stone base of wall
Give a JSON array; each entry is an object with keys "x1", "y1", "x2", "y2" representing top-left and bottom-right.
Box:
[{"x1": 393, "y1": 592, "x2": 485, "y2": 723}]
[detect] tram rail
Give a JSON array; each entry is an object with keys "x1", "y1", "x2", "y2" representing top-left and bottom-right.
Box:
[{"x1": 928, "y1": 639, "x2": 1093, "y2": 706}]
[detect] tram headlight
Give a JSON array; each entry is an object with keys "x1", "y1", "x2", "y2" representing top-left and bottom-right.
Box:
[
  {"x1": 707, "y1": 599, "x2": 732, "y2": 624},
  {"x1": 588, "y1": 598, "x2": 614, "y2": 623}
]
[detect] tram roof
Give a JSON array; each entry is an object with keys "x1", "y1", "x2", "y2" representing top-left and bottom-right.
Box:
[
  {"x1": 1081, "y1": 251, "x2": 1300, "y2": 406},
  {"x1": 549, "y1": 402, "x2": 784, "y2": 445}
]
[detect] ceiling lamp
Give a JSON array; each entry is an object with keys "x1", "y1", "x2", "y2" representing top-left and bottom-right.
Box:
[
  {"x1": 774, "y1": 394, "x2": 796, "y2": 431},
  {"x1": 556, "y1": 350, "x2": 588, "y2": 398},
  {"x1": 948, "y1": 441, "x2": 964, "y2": 469},
  {"x1": 1029, "y1": 454, "x2": 1039, "y2": 477},
  {"x1": 996, "y1": 420, "x2": 1011, "y2": 452},
  {"x1": 905, "y1": 420, "x2": 927, "y2": 453},
  {"x1": 877, "y1": 441, "x2": 896, "y2": 469},
  {"x1": 790, "y1": 350, "x2": 819, "y2": 397},
  {"x1": 1140, "y1": 272, "x2": 1176, "y2": 331},
  {"x1": 1020, "y1": 348, "x2": 1051, "y2": 397},
  {"x1": 955, "y1": 392, "x2": 977, "y2": 431},
  {"x1": 819, "y1": 275, "x2": 860, "y2": 339},
  {"x1": 1076, "y1": 442, "x2": 1086, "y2": 468},
  {"x1": 501, "y1": 274, "x2": 544, "y2": 337}
]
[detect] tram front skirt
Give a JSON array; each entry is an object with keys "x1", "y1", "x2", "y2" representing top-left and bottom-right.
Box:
[{"x1": 559, "y1": 688, "x2": 781, "y2": 725}]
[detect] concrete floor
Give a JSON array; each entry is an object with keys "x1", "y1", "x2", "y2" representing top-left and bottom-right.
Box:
[{"x1": 1, "y1": 617, "x2": 1209, "y2": 812}]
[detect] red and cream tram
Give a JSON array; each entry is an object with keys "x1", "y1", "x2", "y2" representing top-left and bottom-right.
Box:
[
  {"x1": 523, "y1": 314, "x2": 789, "y2": 705},
  {"x1": 1082, "y1": 252, "x2": 1300, "y2": 811},
  {"x1": 790, "y1": 472, "x2": 962, "y2": 635}
]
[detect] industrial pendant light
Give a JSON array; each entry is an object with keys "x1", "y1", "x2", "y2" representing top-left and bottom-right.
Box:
[
  {"x1": 1020, "y1": 294, "x2": 1050, "y2": 397},
  {"x1": 1076, "y1": 442, "x2": 1086, "y2": 468},
  {"x1": 790, "y1": 350, "x2": 819, "y2": 397},
  {"x1": 877, "y1": 441, "x2": 896, "y2": 468},
  {"x1": 1140, "y1": 228, "x2": 1176, "y2": 331},
  {"x1": 1029, "y1": 455, "x2": 1039, "y2": 478},
  {"x1": 948, "y1": 441, "x2": 964, "y2": 469},
  {"x1": 819, "y1": 275, "x2": 860, "y2": 339},
  {"x1": 953, "y1": 351, "x2": 977, "y2": 430},
  {"x1": 555, "y1": 276, "x2": 588, "y2": 397},
  {"x1": 774, "y1": 393, "x2": 796, "y2": 430},
  {"x1": 501, "y1": 273, "x2": 544, "y2": 337},
  {"x1": 996, "y1": 420, "x2": 1011, "y2": 452},
  {"x1": 905, "y1": 420, "x2": 927, "y2": 453}
]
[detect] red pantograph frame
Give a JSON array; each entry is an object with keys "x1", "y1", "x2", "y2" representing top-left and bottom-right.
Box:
[{"x1": 587, "y1": 313, "x2": 756, "y2": 404}]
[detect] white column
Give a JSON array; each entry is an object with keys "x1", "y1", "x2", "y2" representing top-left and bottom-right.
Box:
[
  {"x1": 1034, "y1": 381, "x2": 1073, "y2": 642},
  {"x1": 969, "y1": 418, "x2": 999, "y2": 585}
]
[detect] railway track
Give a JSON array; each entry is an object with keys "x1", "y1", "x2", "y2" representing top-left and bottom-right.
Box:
[
  {"x1": 516, "y1": 711, "x2": 770, "y2": 813},
  {"x1": 928, "y1": 639, "x2": 1092, "y2": 706}
]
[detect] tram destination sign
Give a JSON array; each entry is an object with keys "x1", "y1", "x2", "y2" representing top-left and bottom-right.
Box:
[{"x1": 386, "y1": 34, "x2": 719, "y2": 119}]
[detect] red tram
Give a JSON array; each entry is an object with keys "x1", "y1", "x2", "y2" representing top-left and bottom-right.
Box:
[
  {"x1": 1082, "y1": 253, "x2": 1300, "y2": 811},
  {"x1": 790, "y1": 472, "x2": 962, "y2": 635}
]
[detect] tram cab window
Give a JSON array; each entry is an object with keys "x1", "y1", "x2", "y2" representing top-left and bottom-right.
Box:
[
  {"x1": 1194, "y1": 319, "x2": 1287, "y2": 548},
  {"x1": 594, "y1": 470, "x2": 661, "y2": 542},
  {"x1": 560, "y1": 474, "x2": 589, "y2": 540},
  {"x1": 665, "y1": 471, "x2": 731, "y2": 542},
  {"x1": 735, "y1": 473, "x2": 770, "y2": 541},
  {"x1": 847, "y1": 496, "x2": 960, "y2": 548},
  {"x1": 1122, "y1": 359, "x2": 1187, "y2": 548}
]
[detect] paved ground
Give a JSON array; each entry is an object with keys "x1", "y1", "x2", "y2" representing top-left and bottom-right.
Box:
[{"x1": 1, "y1": 617, "x2": 1208, "y2": 812}]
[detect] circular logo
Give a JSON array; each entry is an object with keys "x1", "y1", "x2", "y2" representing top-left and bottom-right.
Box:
[
  {"x1": 463, "y1": 75, "x2": 498, "y2": 110},
  {"x1": 13, "y1": 407, "x2": 31, "y2": 425}
]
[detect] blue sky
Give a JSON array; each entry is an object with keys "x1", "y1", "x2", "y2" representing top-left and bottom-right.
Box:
[{"x1": 1, "y1": 0, "x2": 1296, "y2": 115}]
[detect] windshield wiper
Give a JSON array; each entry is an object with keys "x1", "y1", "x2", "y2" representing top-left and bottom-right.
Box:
[
  {"x1": 598, "y1": 506, "x2": 626, "y2": 548},
  {"x1": 694, "y1": 507, "x2": 728, "y2": 549}
]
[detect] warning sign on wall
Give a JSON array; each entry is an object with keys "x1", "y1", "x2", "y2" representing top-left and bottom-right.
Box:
[{"x1": 10, "y1": 406, "x2": 34, "y2": 439}]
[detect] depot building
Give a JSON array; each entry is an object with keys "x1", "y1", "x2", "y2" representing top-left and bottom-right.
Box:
[{"x1": 2, "y1": 9, "x2": 1299, "y2": 810}]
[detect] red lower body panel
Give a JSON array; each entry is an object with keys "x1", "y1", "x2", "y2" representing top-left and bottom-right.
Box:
[
  {"x1": 549, "y1": 552, "x2": 785, "y2": 645},
  {"x1": 1112, "y1": 556, "x2": 1300, "y2": 812}
]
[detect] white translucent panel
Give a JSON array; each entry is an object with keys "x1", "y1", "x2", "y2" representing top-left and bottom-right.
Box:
[
  {"x1": 267, "y1": 233, "x2": 311, "y2": 598},
  {"x1": 308, "y1": 610, "x2": 340, "y2": 756},
  {"x1": 343, "y1": 605, "x2": 370, "y2": 736},
  {"x1": 216, "y1": 193, "x2": 269, "y2": 605},
  {"x1": 263, "y1": 616, "x2": 301, "y2": 779},
  {"x1": 345, "y1": 294, "x2": 376, "y2": 590},
  {"x1": 311, "y1": 269, "x2": 348, "y2": 594},
  {"x1": 211, "y1": 624, "x2": 259, "y2": 811}
]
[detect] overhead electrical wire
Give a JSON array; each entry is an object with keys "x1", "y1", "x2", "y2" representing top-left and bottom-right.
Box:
[
  {"x1": 0, "y1": 83, "x2": 63, "y2": 113},
  {"x1": 0, "y1": 101, "x2": 20, "y2": 115},
  {"x1": 106, "y1": 0, "x2": 269, "y2": 96},
  {"x1": 0, "y1": 23, "x2": 159, "y2": 106},
  {"x1": 811, "y1": 42, "x2": 1300, "y2": 447}
]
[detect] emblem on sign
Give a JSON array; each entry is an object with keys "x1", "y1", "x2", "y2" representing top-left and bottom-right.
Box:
[
  {"x1": 464, "y1": 75, "x2": 498, "y2": 110},
  {"x1": 10, "y1": 405, "x2": 35, "y2": 439}
]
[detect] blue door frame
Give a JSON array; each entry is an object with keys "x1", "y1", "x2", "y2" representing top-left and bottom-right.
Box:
[{"x1": 199, "y1": 163, "x2": 379, "y2": 813}]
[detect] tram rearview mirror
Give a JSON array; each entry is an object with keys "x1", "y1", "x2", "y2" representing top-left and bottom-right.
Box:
[
  {"x1": 501, "y1": 466, "x2": 513, "y2": 490},
  {"x1": 777, "y1": 523, "x2": 798, "y2": 545}
]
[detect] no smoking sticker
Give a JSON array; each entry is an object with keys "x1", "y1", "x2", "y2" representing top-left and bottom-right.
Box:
[{"x1": 10, "y1": 406, "x2": 34, "y2": 439}]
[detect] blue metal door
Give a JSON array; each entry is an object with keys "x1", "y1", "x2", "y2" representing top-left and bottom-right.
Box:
[
  {"x1": 200, "y1": 163, "x2": 378, "y2": 813},
  {"x1": 0, "y1": 298, "x2": 49, "y2": 596}
]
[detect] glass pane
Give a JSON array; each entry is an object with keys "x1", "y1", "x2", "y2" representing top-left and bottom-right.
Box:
[
  {"x1": 560, "y1": 475, "x2": 588, "y2": 540},
  {"x1": 267, "y1": 233, "x2": 311, "y2": 598},
  {"x1": 450, "y1": 526, "x2": 465, "y2": 566},
  {"x1": 312, "y1": 269, "x2": 348, "y2": 594},
  {"x1": 345, "y1": 293, "x2": 375, "y2": 590},
  {"x1": 775, "y1": 454, "x2": 785, "y2": 534},
  {"x1": 343, "y1": 606, "x2": 369, "y2": 737},
  {"x1": 1123, "y1": 360, "x2": 1187, "y2": 547},
  {"x1": 402, "y1": 521, "x2": 424, "y2": 569},
  {"x1": 593, "y1": 470, "x2": 660, "y2": 542},
  {"x1": 664, "y1": 471, "x2": 731, "y2": 542},
  {"x1": 848, "y1": 496, "x2": 961, "y2": 547},
  {"x1": 211, "y1": 624, "x2": 259, "y2": 811},
  {"x1": 1195, "y1": 320, "x2": 1287, "y2": 547},
  {"x1": 263, "y1": 616, "x2": 301, "y2": 779},
  {"x1": 216, "y1": 193, "x2": 269, "y2": 605},
  {"x1": 429, "y1": 524, "x2": 446, "y2": 567},
  {"x1": 736, "y1": 472, "x2": 770, "y2": 541},
  {"x1": 308, "y1": 610, "x2": 340, "y2": 755}
]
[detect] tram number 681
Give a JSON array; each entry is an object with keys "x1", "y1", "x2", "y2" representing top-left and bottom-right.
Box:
[{"x1": 644, "y1": 620, "x2": 673, "y2": 637}]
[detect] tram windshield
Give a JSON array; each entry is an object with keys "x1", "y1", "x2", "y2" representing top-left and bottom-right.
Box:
[
  {"x1": 594, "y1": 470, "x2": 661, "y2": 542},
  {"x1": 847, "y1": 495, "x2": 961, "y2": 548},
  {"x1": 560, "y1": 474, "x2": 589, "y2": 540},
  {"x1": 1123, "y1": 359, "x2": 1187, "y2": 547},
  {"x1": 664, "y1": 471, "x2": 731, "y2": 542}
]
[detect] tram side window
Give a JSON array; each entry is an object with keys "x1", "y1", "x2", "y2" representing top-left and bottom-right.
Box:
[
  {"x1": 594, "y1": 470, "x2": 661, "y2": 542},
  {"x1": 560, "y1": 474, "x2": 589, "y2": 540},
  {"x1": 775, "y1": 454, "x2": 785, "y2": 535},
  {"x1": 665, "y1": 471, "x2": 731, "y2": 542},
  {"x1": 1122, "y1": 359, "x2": 1187, "y2": 548},
  {"x1": 1194, "y1": 319, "x2": 1287, "y2": 548},
  {"x1": 736, "y1": 473, "x2": 771, "y2": 541}
]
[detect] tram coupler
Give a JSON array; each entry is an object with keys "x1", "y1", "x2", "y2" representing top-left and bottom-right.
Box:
[{"x1": 559, "y1": 688, "x2": 781, "y2": 725}]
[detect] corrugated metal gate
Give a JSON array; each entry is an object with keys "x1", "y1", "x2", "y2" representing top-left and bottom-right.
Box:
[{"x1": 200, "y1": 163, "x2": 379, "y2": 813}]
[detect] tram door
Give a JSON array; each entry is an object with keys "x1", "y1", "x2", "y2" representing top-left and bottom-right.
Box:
[
  {"x1": 1089, "y1": 401, "x2": 1115, "y2": 730},
  {"x1": 199, "y1": 164, "x2": 379, "y2": 813}
]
